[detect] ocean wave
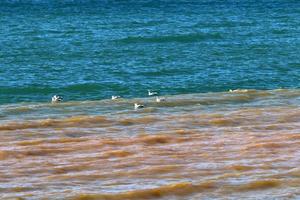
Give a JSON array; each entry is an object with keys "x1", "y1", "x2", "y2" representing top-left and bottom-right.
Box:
[
  {"x1": 72, "y1": 182, "x2": 216, "y2": 200},
  {"x1": 0, "y1": 88, "x2": 299, "y2": 122},
  {"x1": 116, "y1": 33, "x2": 223, "y2": 44},
  {"x1": 71, "y1": 179, "x2": 284, "y2": 200}
]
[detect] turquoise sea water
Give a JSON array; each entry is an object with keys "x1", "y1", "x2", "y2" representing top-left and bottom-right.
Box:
[{"x1": 1, "y1": 0, "x2": 299, "y2": 104}]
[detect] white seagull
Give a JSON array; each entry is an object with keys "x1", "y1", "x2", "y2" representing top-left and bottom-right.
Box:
[
  {"x1": 229, "y1": 89, "x2": 249, "y2": 93},
  {"x1": 51, "y1": 95, "x2": 63, "y2": 103},
  {"x1": 134, "y1": 103, "x2": 144, "y2": 109},
  {"x1": 148, "y1": 90, "x2": 158, "y2": 96},
  {"x1": 112, "y1": 95, "x2": 121, "y2": 100},
  {"x1": 156, "y1": 96, "x2": 166, "y2": 102}
]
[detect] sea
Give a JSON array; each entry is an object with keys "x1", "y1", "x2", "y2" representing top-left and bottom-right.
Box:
[{"x1": 0, "y1": 1, "x2": 299, "y2": 199}]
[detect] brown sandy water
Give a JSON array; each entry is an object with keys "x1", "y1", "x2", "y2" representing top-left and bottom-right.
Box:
[{"x1": 0, "y1": 89, "x2": 299, "y2": 199}]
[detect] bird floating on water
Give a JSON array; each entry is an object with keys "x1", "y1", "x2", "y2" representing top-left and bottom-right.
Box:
[
  {"x1": 148, "y1": 90, "x2": 158, "y2": 96},
  {"x1": 134, "y1": 103, "x2": 144, "y2": 109},
  {"x1": 156, "y1": 96, "x2": 166, "y2": 102},
  {"x1": 229, "y1": 89, "x2": 249, "y2": 93},
  {"x1": 51, "y1": 95, "x2": 63, "y2": 103},
  {"x1": 112, "y1": 95, "x2": 121, "y2": 100}
]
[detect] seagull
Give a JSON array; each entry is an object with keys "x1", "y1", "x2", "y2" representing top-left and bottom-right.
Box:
[
  {"x1": 112, "y1": 95, "x2": 121, "y2": 100},
  {"x1": 148, "y1": 90, "x2": 158, "y2": 96},
  {"x1": 134, "y1": 103, "x2": 144, "y2": 109},
  {"x1": 51, "y1": 95, "x2": 63, "y2": 103},
  {"x1": 156, "y1": 96, "x2": 166, "y2": 102},
  {"x1": 229, "y1": 89, "x2": 248, "y2": 93}
]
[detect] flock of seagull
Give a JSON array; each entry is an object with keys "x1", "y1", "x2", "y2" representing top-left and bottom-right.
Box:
[
  {"x1": 51, "y1": 89, "x2": 245, "y2": 109},
  {"x1": 51, "y1": 90, "x2": 166, "y2": 109}
]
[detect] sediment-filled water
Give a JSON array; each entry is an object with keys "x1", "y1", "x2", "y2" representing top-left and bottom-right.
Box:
[
  {"x1": 0, "y1": 89, "x2": 300, "y2": 199},
  {"x1": 0, "y1": 0, "x2": 300, "y2": 199}
]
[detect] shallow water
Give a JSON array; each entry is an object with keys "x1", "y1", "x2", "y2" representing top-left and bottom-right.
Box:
[{"x1": 0, "y1": 89, "x2": 299, "y2": 199}]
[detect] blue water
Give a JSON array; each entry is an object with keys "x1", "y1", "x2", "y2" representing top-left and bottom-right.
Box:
[{"x1": 1, "y1": 0, "x2": 300, "y2": 104}]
